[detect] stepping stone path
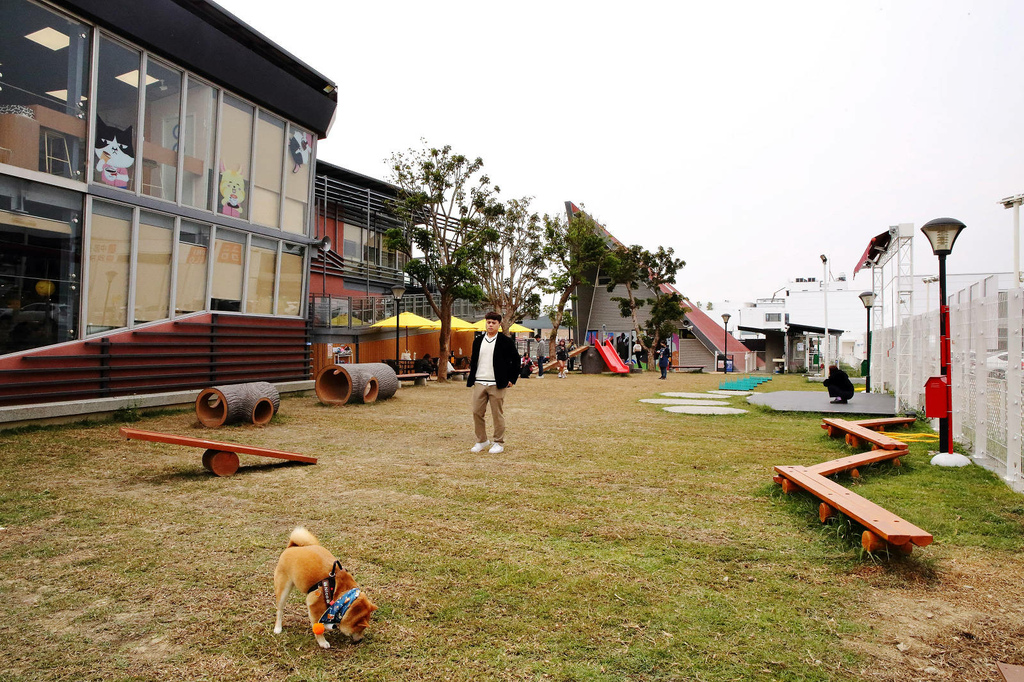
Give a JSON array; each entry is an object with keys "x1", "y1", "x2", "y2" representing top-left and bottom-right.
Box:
[
  {"x1": 662, "y1": 405, "x2": 748, "y2": 415},
  {"x1": 640, "y1": 398, "x2": 730, "y2": 406},
  {"x1": 638, "y1": 391, "x2": 748, "y2": 415},
  {"x1": 659, "y1": 392, "x2": 723, "y2": 399}
]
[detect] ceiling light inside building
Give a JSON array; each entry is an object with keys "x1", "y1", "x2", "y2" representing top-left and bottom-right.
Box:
[
  {"x1": 25, "y1": 27, "x2": 69, "y2": 51},
  {"x1": 115, "y1": 70, "x2": 159, "y2": 88}
]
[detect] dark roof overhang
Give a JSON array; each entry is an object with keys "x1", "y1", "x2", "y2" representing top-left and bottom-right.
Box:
[{"x1": 56, "y1": 0, "x2": 338, "y2": 137}]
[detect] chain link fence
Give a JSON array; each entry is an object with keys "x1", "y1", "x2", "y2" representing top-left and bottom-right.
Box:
[{"x1": 873, "y1": 275, "x2": 1023, "y2": 493}]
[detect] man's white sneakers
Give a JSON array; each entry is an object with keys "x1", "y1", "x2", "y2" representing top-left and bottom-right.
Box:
[
  {"x1": 488, "y1": 442, "x2": 504, "y2": 454},
  {"x1": 470, "y1": 441, "x2": 490, "y2": 453}
]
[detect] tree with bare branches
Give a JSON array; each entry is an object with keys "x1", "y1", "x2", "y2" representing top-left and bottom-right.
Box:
[{"x1": 475, "y1": 196, "x2": 544, "y2": 333}]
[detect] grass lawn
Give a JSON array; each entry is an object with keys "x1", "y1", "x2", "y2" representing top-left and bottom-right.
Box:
[{"x1": 1, "y1": 372, "x2": 1023, "y2": 681}]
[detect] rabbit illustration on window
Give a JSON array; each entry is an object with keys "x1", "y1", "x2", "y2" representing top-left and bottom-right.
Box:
[
  {"x1": 219, "y1": 163, "x2": 246, "y2": 218},
  {"x1": 94, "y1": 118, "x2": 135, "y2": 188}
]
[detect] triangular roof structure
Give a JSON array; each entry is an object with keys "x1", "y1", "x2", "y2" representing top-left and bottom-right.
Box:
[
  {"x1": 566, "y1": 201, "x2": 755, "y2": 359},
  {"x1": 680, "y1": 299, "x2": 755, "y2": 357}
]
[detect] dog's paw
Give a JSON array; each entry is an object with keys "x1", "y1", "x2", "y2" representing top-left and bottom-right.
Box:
[
  {"x1": 316, "y1": 636, "x2": 331, "y2": 649},
  {"x1": 273, "y1": 625, "x2": 282, "y2": 634}
]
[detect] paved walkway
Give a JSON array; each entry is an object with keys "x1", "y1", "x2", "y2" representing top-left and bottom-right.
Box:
[{"x1": 746, "y1": 390, "x2": 897, "y2": 415}]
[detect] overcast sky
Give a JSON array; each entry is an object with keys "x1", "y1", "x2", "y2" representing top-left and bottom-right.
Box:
[{"x1": 217, "y1": 0, "x2": 1022, "y2": 306}]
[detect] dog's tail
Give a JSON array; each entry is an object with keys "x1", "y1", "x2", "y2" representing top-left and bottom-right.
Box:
[{"x1": 286, "y1": 527, "x2": 320, "y2": 548}]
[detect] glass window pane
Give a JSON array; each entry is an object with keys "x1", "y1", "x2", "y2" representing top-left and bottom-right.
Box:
[
  {"x1": 279, "y1": 244, "x2": 304, "y2": 317},
  {"x1": 363, "y1": 231, "x2": 379, "y2": 265},
  {"x1": 87, "y1": 201, "x2": 132, "y2": 333},
  {"x1": 93, "y1": 36, "x2": 141, "y2": 191},
  {"x1": 182, "y1": 79, "x2": 217, "y2": 210},
  {"x1": 0, "y1": 0, "x2": 90, "y2": 179},
  {"x1": 343, "y1": 222, "x2": 361, "y2": 260},
  {"x1": 246, "y1": 237, "x2": 276, "y2": 314},
  {"x1": 134, "y1": 211, "x2": 172, "y2": 324},
  {"x1": 211, "y1": 229, "x2": 244, "y2": 311},
  {"x1": 217, "y1": 95, "x2": 252, "y2": 220},
  {"x1": 252, "y1": 111, "x2": 284, "y2": 227},
  {"x1": 283, "y1": 125, "x2": 312, "y2": 234},
  {"x1": 176, "y1": 221, "x2": 208, "y2": 314},
  {"x1": 141, "y1": 59, "x2": 181, "y2": 201},
  {"x1": 0, "y1": 176, "x2": 82, "y2": 354}
]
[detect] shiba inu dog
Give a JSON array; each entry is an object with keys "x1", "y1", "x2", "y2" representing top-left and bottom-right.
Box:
[{"x1": 273, "y1": 527, "x2": 377, "y2": 648}]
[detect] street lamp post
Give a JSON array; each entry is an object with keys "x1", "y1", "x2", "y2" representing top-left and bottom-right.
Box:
[
  {"x1": 921, "y1": 218, "x2": 966, "y2": 454},
  {"x1": 391, "y1": 284, "x2": 406, "y2": 365},
  {"x1": 858, "y1": 291, "x2": 877, "y2": 393},
  {"x1": 820, "y1": 254, "x2": 829, "y2": 374},
  {"x1": 922, "y1": 276, "x2": 939, "y2": 313},
  {"x1": 721, "y1": 313, "x2": 731, "y2": 373},
  {"x1": 1001, "y1": 194, "x2": 1024, "y2": 285}
]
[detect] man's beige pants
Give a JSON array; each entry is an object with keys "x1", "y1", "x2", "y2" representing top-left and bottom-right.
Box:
[{"x1": 472, "y1": 383, "x2": 506, "y2": 443}]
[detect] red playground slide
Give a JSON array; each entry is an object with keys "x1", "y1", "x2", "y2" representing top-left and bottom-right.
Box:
[{"x1": 595, "y1": 339, "x2": 631, "y2": 373}]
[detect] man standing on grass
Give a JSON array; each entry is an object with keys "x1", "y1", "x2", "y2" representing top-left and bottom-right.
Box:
[{"x1": 467, "y1": 312, "x2": 520, "y2": 454}]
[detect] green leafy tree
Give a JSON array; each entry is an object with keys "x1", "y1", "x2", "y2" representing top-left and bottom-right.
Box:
[
  {"x1": 606, "y1": 245, "x2": 688, "y2": 370},
  {"x1": 385, "y1": 142, "x2": 501, "y2": 380},
  {"x1": 476, "y1": 196, "x2": 544, "y2": 333},
  {"x1": 540, "y1": 210, "x2": 608, "y2": 357}
]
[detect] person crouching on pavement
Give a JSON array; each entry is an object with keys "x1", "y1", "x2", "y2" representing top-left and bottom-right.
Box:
[
  {"x1": 823, "y1": 364, "x2": 855, "y2": 404},
  {"x1": 467, "y1": 312, "x2": 520, "y2": 454}
]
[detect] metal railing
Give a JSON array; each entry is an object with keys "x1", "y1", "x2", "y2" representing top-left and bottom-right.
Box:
[{"x1": 309, "y1": 294, "x2": 486, "y2": 330}]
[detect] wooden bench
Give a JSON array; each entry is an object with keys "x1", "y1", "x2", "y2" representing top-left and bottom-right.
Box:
[
  {"x1": 396, "y1": 372, "x2": 430, "y2": 386},
  {"x1": 671, "y1": 365, "x2": 705, "y2": 373},
  {"x1": 851, "y1": 416, "x2": 917, "y2": 431},
  {"x1": 806, "y1": 448, "x2": 908, "y2": 478},
  {"x1": 821, "y1": 418, "x2": 907, "y2": 450},
  {"x1": 447, "y1": 368, "x2": 470, "y2": 380},
  {"x1": 774, "y1": 464, "x2": 933, "y2": 553},
  {"x1": 119, "y1": 426, "x2": 317, "y2": 477}
]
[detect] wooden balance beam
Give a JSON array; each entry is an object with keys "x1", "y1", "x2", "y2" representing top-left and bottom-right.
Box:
[
  {"x1": 119, "y1": 426, "x2": 317, "y2": 477},
  {"x1": 821, "y1": 418, "x2": 907, "y2": 450},
  {"x1": 998, "y1": 662, "x2": 1024, "y2": 682},
  {"x1": 774, "y1": 464, "x2": 933, "y2": 554},
  {"x1": 852, "y1": 416, "x2": 917, "y2": 431},
  {"x1": 806, "y1": 448, "x2": 908, "y2": 479},
  {"x1": 541, "y1": 344, "x2": 590, "y2": 372}
]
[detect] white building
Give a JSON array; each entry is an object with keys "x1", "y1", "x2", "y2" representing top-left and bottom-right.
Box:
[{"x1": 717, "y1": 270, "x2": 1016, "y2": 370}]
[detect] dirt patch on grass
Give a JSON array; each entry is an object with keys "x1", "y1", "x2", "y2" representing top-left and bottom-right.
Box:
[{"x1": 845, "y1": 548, "x2": 1024, "y2": 680}]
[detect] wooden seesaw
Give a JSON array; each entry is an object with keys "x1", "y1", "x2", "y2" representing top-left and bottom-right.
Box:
[{"x1": 119, "y1": 426, "x2": 317, "y2": 477}]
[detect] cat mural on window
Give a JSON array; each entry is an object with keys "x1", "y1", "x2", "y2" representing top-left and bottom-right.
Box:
[
  {"x1": 94, "y1": 117, "x2": 135, "y2": 188},
  {"x1": 288, "y1": 130, "x2": 311, "y2": 173},
  {"x1": 219, "y1": 162, "x2": 246, "y2": 218}
]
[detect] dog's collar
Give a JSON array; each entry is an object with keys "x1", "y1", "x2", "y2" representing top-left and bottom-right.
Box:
[{"x1": 318, "y1": 588, "x2": 360, "y2": 626}]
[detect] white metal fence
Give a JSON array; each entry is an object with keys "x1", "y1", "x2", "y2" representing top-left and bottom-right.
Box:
[{"x1": 873, "y1": 275, "x2": 1023, "y2": 492}]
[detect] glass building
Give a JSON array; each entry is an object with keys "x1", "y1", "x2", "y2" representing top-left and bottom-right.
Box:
[{"x1": 0, "y1": 0, "x2": 337, "y2": 405}]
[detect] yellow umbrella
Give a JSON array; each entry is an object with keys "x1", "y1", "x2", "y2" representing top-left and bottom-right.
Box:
[
  {"x1": 468, "y1": 319, "x2": 533, "y2": 333},
  {"x1": 447, "y1": 316, "x2": 478, "y2": 331},
  {"x1": 421, "y1": 315, "x2": 476, "y2": 331},
  {"x1": 370, "y1": 311, "x2": 437, "y2": 329}
]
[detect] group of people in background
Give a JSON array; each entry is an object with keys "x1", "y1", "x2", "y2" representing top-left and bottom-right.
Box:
[{"x1": 525, "y1": 337, "x2": 576, "y2": 379}]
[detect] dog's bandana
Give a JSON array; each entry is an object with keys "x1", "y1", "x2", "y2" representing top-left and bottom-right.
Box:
[{"x1": 318, "y1": 588, "x2": 360, "y2": 626}]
